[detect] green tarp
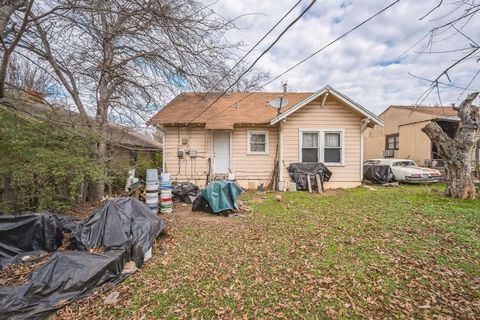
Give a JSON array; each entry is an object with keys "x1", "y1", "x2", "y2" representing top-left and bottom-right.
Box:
[{"x1": 202, "y1": 181, "x2": 243, "y2": 213}]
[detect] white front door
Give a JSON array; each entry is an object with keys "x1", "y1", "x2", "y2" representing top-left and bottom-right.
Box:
[{"x1": 212, "y1": 132, "x2": 230, "y2": 174}]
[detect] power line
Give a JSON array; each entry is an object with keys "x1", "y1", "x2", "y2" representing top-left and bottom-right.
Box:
[
  {"x1": 200, "y1": 0, "x2": 401, "y2": 123},
  {"x1": 188, "y1": 0, "x2": 317, "y2": 125},
  {"x1": 203, "y1": 0, "x2": 303, "y2": 97}
]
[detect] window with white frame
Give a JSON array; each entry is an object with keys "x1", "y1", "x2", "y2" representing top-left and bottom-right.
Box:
[
  {"x1": 302, "y1": 132, "x2": 319, "y2": 162},
  {"x1": 324, "y1": 132, "x2": 342, "y2": 163},
  {"x1": 247, "y1": 131, "x2": 269, "y2": 154},
  {"x1": 300, "y1": 130, "x2": 344, "y2": 165}
]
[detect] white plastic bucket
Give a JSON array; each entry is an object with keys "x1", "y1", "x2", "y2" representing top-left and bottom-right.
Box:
[
  {"x1": 146, "y1": 169, "x2": 158, "y2": 182},
  {"x1": 160, "y1": 188, "x2": 172, "y2": 194},
  {"x1": 289, "y1": 182, "x2": 297, "y2": 191},
  {"x1": 160, "y1": 173, "x2": 171, "y2": 184}
]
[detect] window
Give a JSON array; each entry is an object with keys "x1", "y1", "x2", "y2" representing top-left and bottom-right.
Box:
[
  {"x1": 300, "y1": 129, "x2": 344, "y2": 165},
  {"x1": 385, "y1": 134, "x2": 399, "y2": 150},
  {"x1": 302, "y1": 132, "x2": 319, "y2": 162},
  {"x1": 392, "y1": 160, "x2": 416, "y2": 167},
  {"x1": 324, "y1": 132, "x2": 341, "y2": 163},
  {"x1": 247, "y1": 131, "x2": 269, "y2": 154}
]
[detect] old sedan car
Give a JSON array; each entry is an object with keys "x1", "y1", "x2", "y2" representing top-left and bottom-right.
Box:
[{"x1": 364, "y1": 159, "x2": 443, "y2": 183}]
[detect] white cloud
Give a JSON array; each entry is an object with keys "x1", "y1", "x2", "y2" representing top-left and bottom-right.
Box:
[{"x1": 212, "y1": 0, "x2": 480, "y2": 114}]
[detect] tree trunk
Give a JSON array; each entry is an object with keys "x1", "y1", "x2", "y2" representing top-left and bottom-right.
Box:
[
  {"x1": 444, "y1": 162, "x2": 477, "y2": 198},
  {"x1": 0, "y1": 0, "x2": 25, "y2": 39},
  {"x1": 422, "y1": 92, "x2": 480, "y2": 199},
  {"x1": 91, "y1": 2, "x2": 113, "y2": 201},
  {"x1": 0, "y1": 0, "x2": 32, "y2": 98},
  {"x1": 0, "y1": 49, "x2": 12, "y2": 98}
]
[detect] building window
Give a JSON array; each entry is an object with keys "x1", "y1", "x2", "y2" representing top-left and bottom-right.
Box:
[
  {"x1": 247, "y1": 130, "x2": 269, "y2": 154},
  {"x1": 385, "y1": 134, "x2": 399, "y2": 150},
  {"x1": 300, "y1": 129, "x2": 344, "y2": 165},
  {"x1": 302, "y1": 132, "x2": 319, "y2": 162},
  {"x1": 324, "y1": 132, "x2": 342, "y2": 163}
]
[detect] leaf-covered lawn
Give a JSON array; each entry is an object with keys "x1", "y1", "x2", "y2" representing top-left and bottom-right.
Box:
[{"x1": 55, "y1": 185, "x2": 480, "y2": 319}]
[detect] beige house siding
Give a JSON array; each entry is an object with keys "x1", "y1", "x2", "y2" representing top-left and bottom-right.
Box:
[
  {"x1": 163, "y1": 97, "x2": 368, "y2": 190},
  {"x1": 397, "y1": 122, "x2": 433, "y2": 164},
  {"x1": 364, "y1": 108, "x2": 438, "y2": 164},
  {"x1": 231, "y1": 126, "x2": 278, "y2": 188},
  {"x1": 163, "y1": 126, "x2": 211, "y2": 186},
  {"x1": 282, "y1": 96, "x2": 363, "y2": 189},
  {"x1": 163, "y1": 125, "x2": 278, "y2": 189}
]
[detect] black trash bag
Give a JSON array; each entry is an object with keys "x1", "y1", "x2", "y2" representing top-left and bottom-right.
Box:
[
  {"x1": 288, "y1": 163, "x2": 332, "y2": 191},
  {"x1": 0, "y1": 213, "x2": 63, "y2": 262},
  {"x1": 191, "y1": 194, "x2": 213, "y2": 213},
  {"x1": 172, "y1": 182, "x2": 200, "y2": 204},
  {"x1": 0, "y1": 197, "x2": 165, "y2": 320},
  {"x1": 363, "y1": 164, "x2": 394, "y2": 184}
]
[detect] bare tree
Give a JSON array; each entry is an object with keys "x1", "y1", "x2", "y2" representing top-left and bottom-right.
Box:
[
  {"x1": 411, "y1": 1, "x2": 480, "y2": 198},
  {"x1": 6, "y1": 54, "x2": 52, "y2": 94},
  {"x1": 17, "y1": 0, "x2": 247, "y2": 199},
  {"x1": 0, "y1": 0, "x2": 31, "y2": 98},
  {"x1": 219, "y1": 62, "x2": 270, "y2": 92}
]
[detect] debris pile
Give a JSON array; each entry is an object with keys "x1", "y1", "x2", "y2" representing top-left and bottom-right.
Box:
[
  {"x1": 192, "y1": 180, "x2": 243, "y2": 215},
  {"x1": 172, "y1": 181, "x2": 200, "y2": 204},
  {"x1": 0, "y1": 197, "x2": 165, "y2": 320}
]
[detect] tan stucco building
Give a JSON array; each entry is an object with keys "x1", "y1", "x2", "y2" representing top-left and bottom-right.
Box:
[
  {"x1": 149, "y1": 86, "x2": 383, "y2": 189},
  {"x1": 364, "y1": 105, "x2": 480, "y2": 170}
]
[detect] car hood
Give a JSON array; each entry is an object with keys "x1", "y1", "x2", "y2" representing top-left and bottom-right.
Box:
[{"x1": 402, "y1": 167, "x2": 441, "y2": 175}]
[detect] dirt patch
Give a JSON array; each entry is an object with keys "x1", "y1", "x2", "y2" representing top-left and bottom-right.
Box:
[{"x1": 0, "y1": 254, "x2": 50, "y2": 287}]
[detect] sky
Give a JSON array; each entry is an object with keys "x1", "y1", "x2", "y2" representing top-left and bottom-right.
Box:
[{"x1": 211, "y1": 0, "x2": 480, "y2": 115}]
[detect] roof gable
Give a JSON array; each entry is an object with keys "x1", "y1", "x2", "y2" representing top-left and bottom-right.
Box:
[{"x1": 269, "y1": 86, "x2": 383, "y2": 126}]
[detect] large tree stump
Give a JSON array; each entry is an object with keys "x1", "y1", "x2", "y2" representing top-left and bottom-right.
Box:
[{"x1": 422, "y1": 92, "x2": 479, "y2": 199}]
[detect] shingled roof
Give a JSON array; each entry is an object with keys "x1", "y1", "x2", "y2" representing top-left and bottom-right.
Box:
[
  {"x1": 149, "y1": 86, "x2": 383, "y2": 129},
  {"x1": 149, "y1": 92, "x2": 313, "y2": 129}
]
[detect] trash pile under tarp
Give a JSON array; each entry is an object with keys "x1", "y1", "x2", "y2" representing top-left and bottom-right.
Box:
[
  {"x1": 363, "y1": 164, "x2": 394, "y2": 184},
  {"x1": 172, "y1": 181, "x2": 200, "y2": 204},
  {"x1": 288, "y1": 163, "x2": 332, "y2": 191},
  {"x1": 0, "y1": 197, "x2": 164, "y2": 320},
  {"x1": 192, "y1": 180, "x2": 243, "y2": 214}
]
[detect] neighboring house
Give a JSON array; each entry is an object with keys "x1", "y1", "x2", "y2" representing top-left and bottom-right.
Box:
[
  {"x1": 149, "y1": 85, "x2": 383, "y2": 189},
  {"x1": 364, "y1": 105, "x2": 480, "y2": 173}
]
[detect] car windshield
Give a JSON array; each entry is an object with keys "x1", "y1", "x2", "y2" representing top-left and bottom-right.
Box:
[{"x1": 392, "y1": 161, "x2": 416, "y2": 167}]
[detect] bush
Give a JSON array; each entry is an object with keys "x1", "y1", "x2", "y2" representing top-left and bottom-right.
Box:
[{"x1": 0, "y1": 107, "x2": 104, "y2": 213}]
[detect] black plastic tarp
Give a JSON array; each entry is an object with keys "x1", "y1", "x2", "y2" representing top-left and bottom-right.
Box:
[
  {"x1": 172, "y1": 182, "x2": 200, "y2": 204},
  {"x1": 0, "y1": 197, "x2": 165, "y2": 320},
  {"x1": 0, "y1": 213, "x2": 63, "y2": 262},
  {"x1": 363, "y1": 164, "x2": 394, "y2": 184},
  {"x1": 288, "y1": 163, "x2": 332, "y2": 191}
]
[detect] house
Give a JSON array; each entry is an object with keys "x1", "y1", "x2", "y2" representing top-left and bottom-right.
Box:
[
  {"x1": 149, "y1": 85, "x2": 383, "y2": 189},
  {"x1": 363, "y1": 105, "x2": 480, "y2": 173}
]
